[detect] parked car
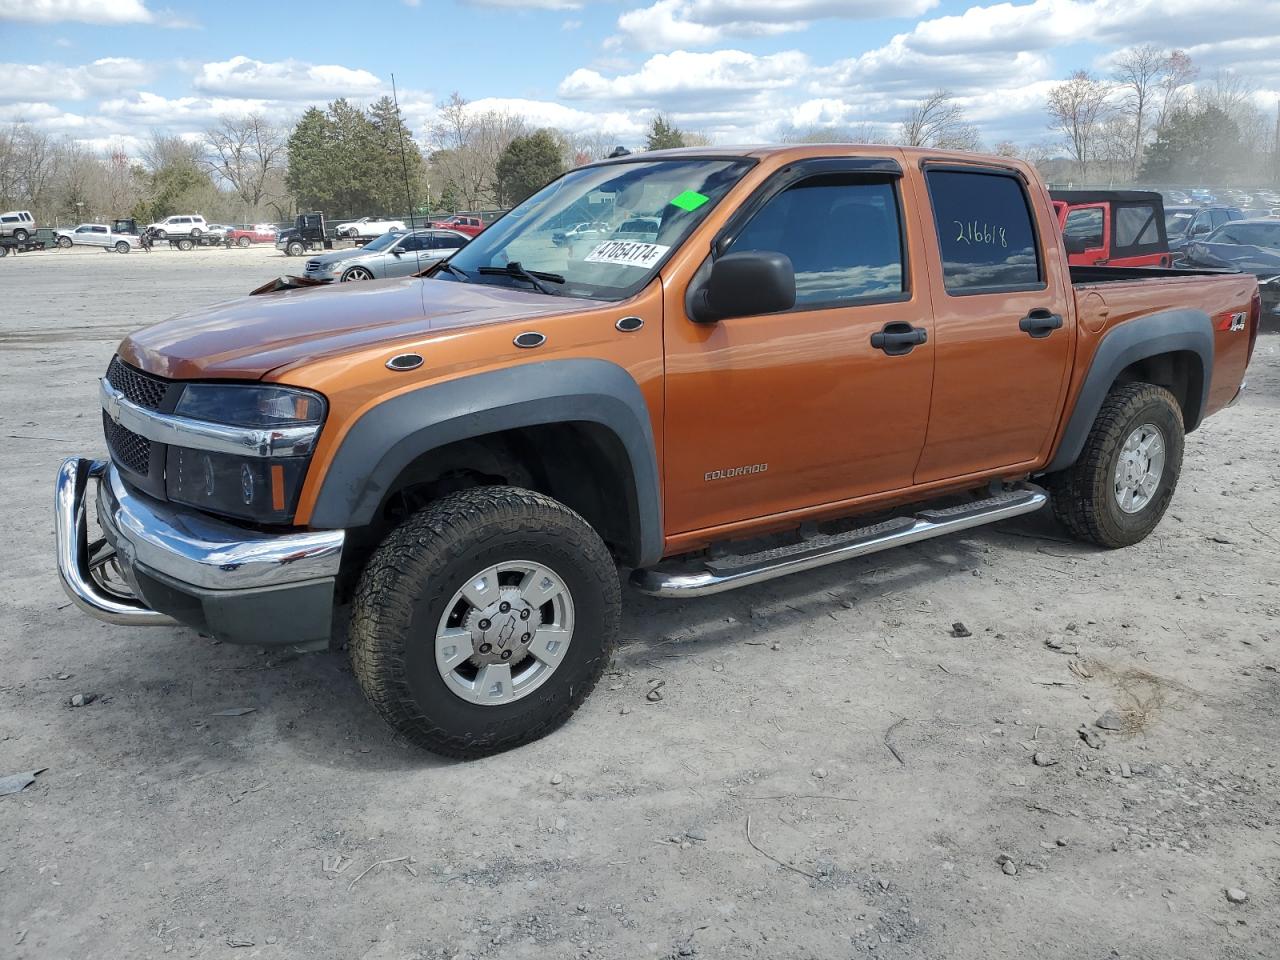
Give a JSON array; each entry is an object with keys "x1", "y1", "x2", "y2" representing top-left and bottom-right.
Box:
[
  {"x1": 0, "y1": 209, "x2": 36, "y2": 241},
  {"x1": 205, "y1": 223, "x2": 230, "y2": 240},
  {"x1": 335, "y1": 216, "x2": 406, "y2": 239},
  {"x1": 145, "y1": 215, "x2": 208, "y2": 238},
  {"x1": 1052, "y1": 190, "x2": 1170, "y2": 267},
  {"x1": 1190, "y1": 188, "x2": 1217, "y2": 205},
  {"x1": 58, "y1": 145, "x2": 1259, "y2": 758},
  {"x1": 1179, "y1": 219, "x2": 1280, "y2": 317},
  {"x1": 302, "y1": 228, "x2": 468, "y2": 282},
  {"x1": 428, "y1": 214, "x2": 486, "y2": 237},
  {"x1": 226, "y1": 224, "x2": 278, "y2": 247},
  {"x1": 553, "y1": 221, "x2": 610, "y2": 247},
  {"x1": 610, "y1": 216, "x2": 661, "y2": 242},
  {"x1": 1165, "y1": 205, "x2": 1245, "y2": 256},
  {"x1": 55, "y1": 223, "x2": 136, "y2": 253},
  {"x1": 1165, "y1": 190, "x2": 1191, "y2": 205}
]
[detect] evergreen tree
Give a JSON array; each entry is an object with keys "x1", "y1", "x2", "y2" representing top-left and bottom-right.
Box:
[
  {"x1": 645, "y1": 115, "x2": 685, "y2": 151},
  {"x1": 495, "y1": 129, "x2": 567, "y2": 205},
  {"x1": 1141, "y1": 105, "x2": 1242, "y2": 183}
]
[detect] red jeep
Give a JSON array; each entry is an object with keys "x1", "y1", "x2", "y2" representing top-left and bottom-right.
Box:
[
  {"x1": 1052, "y1": 190, "x2": 1171, "y2": 268},
  {"x1": 428, "y1": 214, "x2": 485, "y2": 237}
]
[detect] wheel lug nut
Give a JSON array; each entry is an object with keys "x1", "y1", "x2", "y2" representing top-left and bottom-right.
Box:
[
  {"x1": 519, "y1": 609, "x2": 531, "y2": 620},
  {"x1": 479, "y1": 643, "x2": 492, "y2": 654},
  {"x1": 499, "y1": 601, "x2": 511, "y2": 613},
  {"x1": 500, "y1": 650, "x2": 512, "y2": 661},
  {"x1": 478, "y1": 619, "x2": 491, "y2": 630},
  {"x1": 522, "y1": 633, "x2": 531, "y2": 643}
]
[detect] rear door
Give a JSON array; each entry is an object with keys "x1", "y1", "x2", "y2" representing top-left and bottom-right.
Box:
[{"x1": 912, "y1": 164, "x2": 1074, "y2": 482}]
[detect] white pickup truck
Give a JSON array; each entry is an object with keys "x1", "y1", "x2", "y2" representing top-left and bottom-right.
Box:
[{"x1": 335, "y1": 216, "x2": 406, "y2": 239}]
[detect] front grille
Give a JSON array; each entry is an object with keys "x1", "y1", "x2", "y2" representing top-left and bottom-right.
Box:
[
  {"x1": 106, "y1": 356, "x2": 167, "y2": 410},
  {"x1": 103, "y1": 410, "x2": 151, "y2": 475}
]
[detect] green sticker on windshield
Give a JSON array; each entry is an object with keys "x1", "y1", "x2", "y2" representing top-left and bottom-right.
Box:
[{"x1": 669, "y1": 190, "x2": 709, "y2": 212}]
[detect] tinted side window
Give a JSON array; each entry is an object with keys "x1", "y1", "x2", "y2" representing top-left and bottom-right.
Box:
[
  {"x1": 1064, "y1": 208, "x2": 1104, "y2": 247},
  {"x1": 728, "y1": 175, "x2": 905, "y2": 307},
  {"x1": 926, "y1": 170, "x2": 1042, "y2": 293},
  {"x1": 1115, "y1": 205, "x2": 1160, "y2": 248}
]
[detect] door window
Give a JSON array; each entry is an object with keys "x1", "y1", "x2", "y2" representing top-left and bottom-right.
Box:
[
  {"x1": 1063, "y1": 208, "x2": 1104, "y2": 247},
  {"x1": 925, "y1": 169, "x2": 1043, "y2": 294},
  {"x1": 726, "y1": 175, "x2": 906, "y2": 308}
]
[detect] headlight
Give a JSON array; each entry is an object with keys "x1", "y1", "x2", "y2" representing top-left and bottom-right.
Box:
[
  {"x1": 174, "y1": 383, "x2": 325, "y2": 428},
  {"x1": 166, "y1": 384, "x2": 325, "y2": 523}
]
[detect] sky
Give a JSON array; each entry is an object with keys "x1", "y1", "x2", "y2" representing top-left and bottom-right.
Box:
[{"x1": 1, "y1": 0, "x2": 1278, "y2": 155}]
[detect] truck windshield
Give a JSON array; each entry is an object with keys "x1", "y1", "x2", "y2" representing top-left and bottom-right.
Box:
[{"x1": 440, "y1": 158, "x2": 752, "y2": 300}]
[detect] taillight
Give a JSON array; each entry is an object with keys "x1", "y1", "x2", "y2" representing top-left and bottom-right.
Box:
[{"x1": 1247, "y1": 287, "x2": 1260, "y2": 365}]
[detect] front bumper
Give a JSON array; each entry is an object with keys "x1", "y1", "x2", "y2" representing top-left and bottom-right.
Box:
[{"x1": 55, "y1": 458, "x2": 344, "y2": 645}]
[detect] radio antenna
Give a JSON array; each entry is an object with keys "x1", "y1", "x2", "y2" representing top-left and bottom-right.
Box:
[{"x1": 390, "y1": 72, "x2": 421, "y2": 269}]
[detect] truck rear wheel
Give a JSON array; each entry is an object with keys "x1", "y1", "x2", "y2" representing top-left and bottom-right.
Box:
[
  {"x1": 349, "y1": 486, "x2": 620, "y2": 758},
  {"x1": 1046, "y1": 382, "x2": 1184, "y2": 549}
]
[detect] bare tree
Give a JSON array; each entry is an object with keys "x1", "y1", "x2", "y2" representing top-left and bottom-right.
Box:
[
  {"x1": 428, "y1": 93, "x2": 526, "y2": 209},
  {"x1": 900, "y1": 90, "x2": 980, "y2": 149},
  {"x1": 1197, "y1": 69, "x2": 1255, "y2": 118},
  {"x1": 140, "y1": 131, "x2": 201, "y2": 172},
  {"x1": 1047, "y1": 70, "x2": 1112, "y2": 178},
  {"x1": 1156, "y1": 50, "x2": 1197, "y2": 129},
  {"x1": 202, "y1": 113, "x2": 288, "y2": 213},
  {"x1": 778, "y1": 122, "x2": 888, "y2": 145},
  {"x1": 1112, "y1": 44, "x2": 1167, "y2": 178}
]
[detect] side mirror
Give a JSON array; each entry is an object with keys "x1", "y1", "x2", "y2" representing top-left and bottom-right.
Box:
[
  {"x1": 1063, "y1": 236, "x2": 1090, "y2": 254},
  {"x1": 693, "y1": 250, "x2": 796, "y2": 323}
]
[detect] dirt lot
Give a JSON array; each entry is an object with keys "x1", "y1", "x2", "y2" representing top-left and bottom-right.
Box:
[{"x1": 2, "y1": 244, "x2": 1278, "y2": 959}]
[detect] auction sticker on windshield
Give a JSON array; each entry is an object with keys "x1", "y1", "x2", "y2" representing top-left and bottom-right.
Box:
[{"x1": 583, "y1": 240, "x2": 671, "y2": 268}]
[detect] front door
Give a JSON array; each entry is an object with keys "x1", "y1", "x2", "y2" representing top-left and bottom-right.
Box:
[
  {"x1": 662, "y1": 160, "x2": 935, "y2": 535},
  {"x1": 1061, "y1": 203, "x2": 1108, "y2": 264},
  {"x1": 911, "y1": 165, "x2": 1074, "y2": 482}
]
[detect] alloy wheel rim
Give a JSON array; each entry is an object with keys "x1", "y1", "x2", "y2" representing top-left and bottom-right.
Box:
[
  {"x1": 343, "y1": 267, "x2": 371, "y2": 281},
  {"x1": 1113, "y1": 422, "x2": 1165, "y2": 514},
  {"x1": 434, "y1": 560, "x2": 574, "y2": 706}
]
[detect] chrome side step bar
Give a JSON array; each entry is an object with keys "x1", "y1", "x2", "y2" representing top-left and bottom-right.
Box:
[{"x1": 631, "y1": 482, "x2": 1048, "y2": 599}]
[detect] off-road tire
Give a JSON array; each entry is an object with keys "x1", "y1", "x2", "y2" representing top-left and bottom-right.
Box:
[
  {"x1": 1046, "y1": 382, "x2": 1184, "y2": 548},
  {"x1": 349, "y1": 486, "x2": 620, "y2": 758}
]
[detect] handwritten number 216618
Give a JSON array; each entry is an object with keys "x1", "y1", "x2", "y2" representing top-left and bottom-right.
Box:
[{"x1": 954, "y1": 220, "x2": 1007, "y2": 247}]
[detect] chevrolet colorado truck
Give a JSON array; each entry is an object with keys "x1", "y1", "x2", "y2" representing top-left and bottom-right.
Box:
[{"x1": 56, "y1": 146, "x2": 1259, "y2": 758}]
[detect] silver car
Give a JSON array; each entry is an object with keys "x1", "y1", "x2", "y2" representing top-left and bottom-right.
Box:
[
  {"x1": 55, "y1": 223, "x2": 136, "y2": 253},
  {"x1": 303, "y1": 229, "x2": 469, "y2": 282}
]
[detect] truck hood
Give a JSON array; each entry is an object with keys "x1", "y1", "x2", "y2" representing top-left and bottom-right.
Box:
[{"x1": 119, "y1": 277, "x2": 598, "y2": 380}]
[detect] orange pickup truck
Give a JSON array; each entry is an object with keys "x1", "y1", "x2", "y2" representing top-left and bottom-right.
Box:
[{"x1": 57, "y1": 145, "x2": 1259, "y2": 757}]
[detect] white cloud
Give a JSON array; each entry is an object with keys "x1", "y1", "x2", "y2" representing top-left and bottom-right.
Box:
[
  {"x1": 192, "y1": 56, "x2": 383, "y2": 100},
  {"x1": 0, "y1": 0, "x2": 151, "y2": 23},
  {"x1": 0, "y1": 57, "x2": 149, "y2": 103},
  {"x1": 0, "y1": 0, "x2": 194, "y2": 26},
  {"x1": 615, "y1": 0, "x2": 938, "y2": 51},
  {"x1": 453, "y1": 96, "x2": 647, "y2": 138},
  {"x1": 560, "y1": 49, "x2": 808, "y2": 107},
  {"x1": 464, "y1": 0, "x2": 582, "y2": 8}
]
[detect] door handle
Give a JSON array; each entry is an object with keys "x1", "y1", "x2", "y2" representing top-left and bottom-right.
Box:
[
  {"x1": 1018, "y1": 309, "x2": 1063, "y2": 338},
  {"x1": 870, "y1": 321, "x2": 928, "y2": 356}
]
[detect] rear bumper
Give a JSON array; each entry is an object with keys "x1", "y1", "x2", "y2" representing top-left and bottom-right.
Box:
[{"x1": 54, "y1": 458, "x2": 344, "y2": 645}]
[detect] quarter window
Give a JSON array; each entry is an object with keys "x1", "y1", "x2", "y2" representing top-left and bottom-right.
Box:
[
  {"x1": 727, "y1": 175, "x2": 906, "y2": 307},
  {"x1": 1115, "y1": 205, "x2": 1160, "y2": 248},
  {"x1": 926, "y1": 169, "x2": 1042, "y2": 293}
]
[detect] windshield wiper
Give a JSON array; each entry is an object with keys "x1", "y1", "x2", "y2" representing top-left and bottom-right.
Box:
[
  {"x1": 477, "y1": 261, "x2": 565, "y2": 296},
  {"x1": 436, "y1": 261, "x2": 470, "y2": 282}
]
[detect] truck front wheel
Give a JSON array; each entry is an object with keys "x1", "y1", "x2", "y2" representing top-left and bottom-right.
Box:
[
  {"x1": 1047, "y1": 382, "x2": 1184, "y2": 549},
  {"x1": 349, "y1": 486, "x2": 620, "y2": 758}
]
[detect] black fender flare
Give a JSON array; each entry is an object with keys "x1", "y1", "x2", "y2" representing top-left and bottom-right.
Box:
[
  {"x1": 308, "y1": 358, "x2": 664, "y2": 567},
  {"x1": 1046, "y1": 308, "x2": 1213, "y2": 473}
]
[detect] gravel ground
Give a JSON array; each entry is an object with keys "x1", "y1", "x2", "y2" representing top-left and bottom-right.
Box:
[{"x1": 2, "y1": 244, "x2": 1278, "y2": 959}]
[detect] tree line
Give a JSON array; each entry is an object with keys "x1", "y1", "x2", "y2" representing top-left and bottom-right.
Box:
[{"x1": 3, "y1": 64, "x2": 1275, "y2": 228}]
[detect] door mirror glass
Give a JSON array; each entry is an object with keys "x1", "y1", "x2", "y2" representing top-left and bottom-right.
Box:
[{"x1": 694, "y1": 251, "x2": 796, "y2": 322}]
